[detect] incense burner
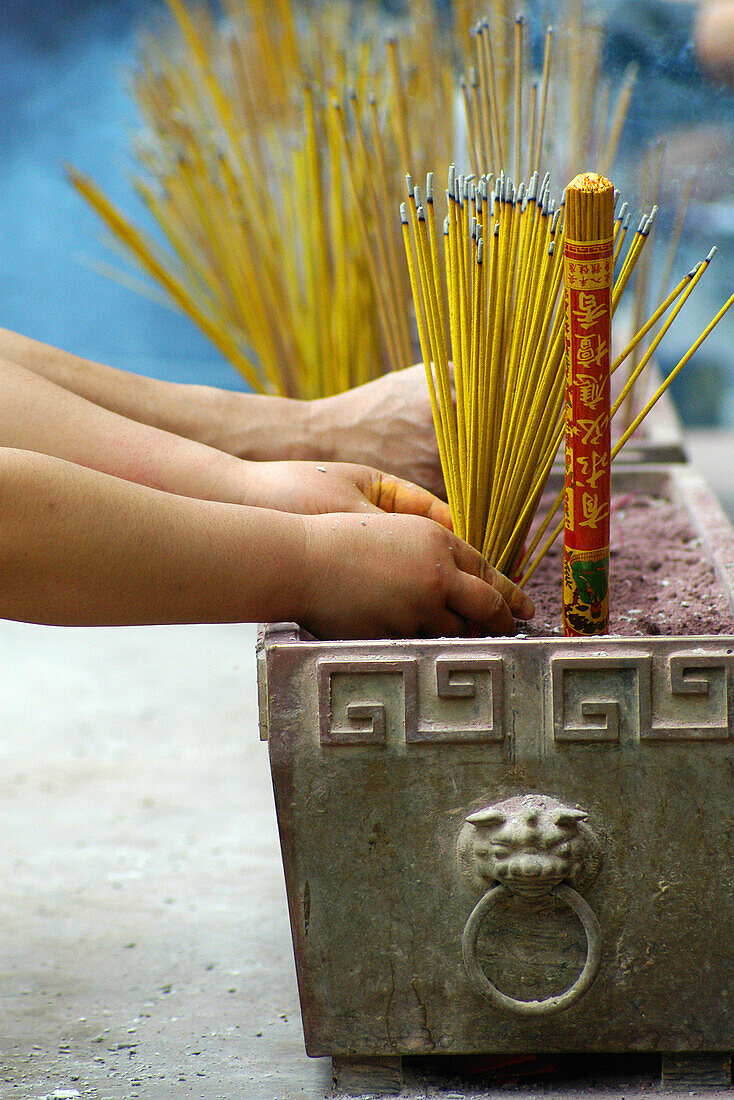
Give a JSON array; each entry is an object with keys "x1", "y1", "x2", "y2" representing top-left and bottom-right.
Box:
[{"x1": 257, "y1": 463, "x2": 733, "y2": 1094}]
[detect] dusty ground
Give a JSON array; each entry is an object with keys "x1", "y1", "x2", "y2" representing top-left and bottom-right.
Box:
[{"x1": 0, "y1": 621, "x2": 330, "y2": 1099}]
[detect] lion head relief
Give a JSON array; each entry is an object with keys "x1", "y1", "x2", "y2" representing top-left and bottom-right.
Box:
[{"x1": 457, "y1": 794, "x2": 602, "y2": 898}]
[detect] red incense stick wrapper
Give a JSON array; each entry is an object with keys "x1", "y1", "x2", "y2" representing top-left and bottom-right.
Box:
[{"x1": 562, "y1": 172, "x2": 614, "y2": 636}]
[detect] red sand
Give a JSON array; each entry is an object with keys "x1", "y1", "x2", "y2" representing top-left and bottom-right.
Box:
[{"x1": 520, "y1": 494, "x2": 734, "y2": 637}]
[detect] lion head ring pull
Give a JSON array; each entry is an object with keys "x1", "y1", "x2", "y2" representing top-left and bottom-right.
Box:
[{"x1": 457, "y1": 794, "x2": 603, "y2": 1017}]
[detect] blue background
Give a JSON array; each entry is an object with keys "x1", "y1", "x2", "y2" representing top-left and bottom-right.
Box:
[{"x1": 0, "y1": 0, "x2": 245, "y2": 388}]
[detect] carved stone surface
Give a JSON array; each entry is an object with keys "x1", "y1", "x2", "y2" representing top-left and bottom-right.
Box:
[
  {"x1": 308, "y1": 646, "x2": 734, "y2": 752},
  {"x1": 457, "y1": 794, "x2": 602, "y2": 898},
  {"x1": 258, "y1": 464, "x2": 734, "y2": 1058},
  {"x1": 552, "y1": 653, "x2": 734, "y2": 743},
  {"x1": 457, "y1": 795, "x2": 603, "y2": 1017},
  {"x1": 317, "y1": 654, "x2": 504, "y2": 746}
]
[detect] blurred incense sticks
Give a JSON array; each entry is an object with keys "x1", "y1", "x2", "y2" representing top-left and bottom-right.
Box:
[
  {"x1": 71, "y1": 0, "x2": 456, "y2": 397},
  {"x1": 70, "y1": 0, "x2": 639, "y2": 399},
  {"x1": 461, "y1": 9, "x2": 637, "y2": 186}
]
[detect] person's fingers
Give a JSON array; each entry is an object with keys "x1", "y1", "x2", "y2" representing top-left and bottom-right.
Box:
[
  {"x1": 426, "y1": 607, "x2": 472, "y2": 638},
  {"x1": 482, "y1": 562, "x2": 535, "y2": 620},
  {"x1": 445, "y1": 537, "x2": 535, "y2": 620},
  {"x1": 446, "y1": 570, "x2": 516, "y2": 636},
  {"x1": 367, "y1": 472, "x2": 453, "y2": 530}
]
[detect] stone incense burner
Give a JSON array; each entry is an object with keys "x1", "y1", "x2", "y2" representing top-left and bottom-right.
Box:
[{"x1": 257, "y1": 460, "x2": 734, "y2": 1096}]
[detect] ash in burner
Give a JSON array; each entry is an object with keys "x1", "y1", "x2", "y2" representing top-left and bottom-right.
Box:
[{"x1": 520, "y1": 494, "x2": 734, "y2": 638}]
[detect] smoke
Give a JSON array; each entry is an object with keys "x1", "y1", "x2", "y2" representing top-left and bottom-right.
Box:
[{"x1": 0, "y1": 0, "x2": 243, "y2": 389}]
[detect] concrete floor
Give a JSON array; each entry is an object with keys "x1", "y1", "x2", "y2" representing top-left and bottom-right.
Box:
[
  {"x1": 0, "y1": 621, "x2": 330, "y2": 1099},
  {"x1": 1, "y1": 433, "x2": 733, "y2": 1100}
]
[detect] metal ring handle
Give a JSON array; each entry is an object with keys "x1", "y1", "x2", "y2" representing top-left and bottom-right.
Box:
[{"x1": 461, "y1": 883, "x2": 602, "y2": 1017}]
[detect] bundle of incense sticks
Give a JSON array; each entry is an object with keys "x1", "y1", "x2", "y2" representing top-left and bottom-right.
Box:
[
  {"x1": 401, "y1": 166, "x2": 734, "y2": 586},
  {"x1": 562, "y1": 172, "x2": 614, "y2": 637},
  {"x1": 70, "y1": 0, "x2": 638, "y2": 400},
  {"x1": 617, "y1": 146, "x2": 694, "y2": 434}
]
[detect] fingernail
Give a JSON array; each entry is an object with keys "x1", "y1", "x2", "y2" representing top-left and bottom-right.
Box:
[{"x1": 520, "y1": 596, "x2": 535, "y2": 619}]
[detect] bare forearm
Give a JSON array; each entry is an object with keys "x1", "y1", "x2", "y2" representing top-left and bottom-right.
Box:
[
  {"x1": 0, "y1": 328, "x2": 316, "y2": 460},
  {"x1": 0, "y1": 449, "x2": 308, "y2": 626},
  {"x1": 0, "y1": 331, "x2": 446, "y2": 491},
  {"x1": 0, "y1": 357, "x2": 250, "y2": 503},
  {"x1": 696, "y1": 0, "x2": 734, "y2": 84},
  {"x1": 0, "y1": 450, "x2": 532, "y2": 638}
]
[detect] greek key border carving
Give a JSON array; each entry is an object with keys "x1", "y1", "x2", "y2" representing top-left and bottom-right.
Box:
[
  {"x1": 410, "y1": 656, "x2": 504, "y2": 743},
  {"x1": 551, "y1": 652, "x2": 734, "y2": 743},
  {"x1": 649, "y1": 654, "x2": 734, "y2": 740},
  {"x1": 318, "y1": 659, "x2": 417, "y2": 746},
  {"x1": 551, "y1": 656, "x2": 651, "y2": 742},
  {"x1": 317, "y1": 656, "x2": 504, "y2": 746}
]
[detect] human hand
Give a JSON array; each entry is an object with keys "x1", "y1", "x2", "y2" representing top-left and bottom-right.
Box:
[
  {"x1": 307, "y1": 365, "x2": 449, "y2": 498},
  {"x1": 696, "y1": 0, "x2": 734, "y2": 85},
  {"x1": 297, "y1": 511, "x2": 534, "y2": 640},
  {"x1": 242, "y1": 459, "x2": 452, "y2": 528}
]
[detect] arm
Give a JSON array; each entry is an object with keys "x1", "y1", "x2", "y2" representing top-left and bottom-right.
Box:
[
  {"x1": 0, "y1": 448, "x2": 532, "y2": 635},
  {"x1": 0, "y1": 355, "x2": 250, "y2": 504},
  {"x1": 0, "y1": 357, "x2": 444, "y2": 521},
  {"x1": 0, "y1": 327, "x2": 298, "y2": 458},
  {"x1": 0, "y1": 328, "x2": 445, "y2": 494}
]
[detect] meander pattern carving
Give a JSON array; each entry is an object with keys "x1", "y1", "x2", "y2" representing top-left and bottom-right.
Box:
[
  {"x1": 318, "y1": 657, "x2": 503, "y2": 744},
  {"x1": 552, "y1": 653, "x2": 734, "y2": 741},
  {"x1": 317, "y1": 652, "x2": 734, "y2": 745}
]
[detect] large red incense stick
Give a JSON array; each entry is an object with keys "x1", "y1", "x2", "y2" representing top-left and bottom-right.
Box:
[{"x1": 562, "y1": 172, "x2": 615, "y2": 636}]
